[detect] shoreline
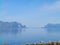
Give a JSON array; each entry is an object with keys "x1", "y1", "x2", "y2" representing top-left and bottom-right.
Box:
[{"x1": 1, "y1": 41, "x2": 60, "y2": 45}]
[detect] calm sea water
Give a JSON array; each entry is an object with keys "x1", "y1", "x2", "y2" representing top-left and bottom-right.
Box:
[{"x1": 0, "y1": 28, "x2": 60, "y2": 44}]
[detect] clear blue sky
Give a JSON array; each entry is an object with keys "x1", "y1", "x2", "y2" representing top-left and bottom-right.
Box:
[{"x1": 0, "y1": 0, "x2": 60, "y2": 27}]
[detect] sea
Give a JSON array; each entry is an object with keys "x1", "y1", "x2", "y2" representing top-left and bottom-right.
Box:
[{"x1": 0, "y1": 27, "x2": 60, "y2": 45}]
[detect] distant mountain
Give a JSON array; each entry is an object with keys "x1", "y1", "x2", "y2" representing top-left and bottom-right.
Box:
[
  {"x1": 44, "y1": 23, "x2": 60, "y2": 28},
  {"x1": 0, "y1": 21, "x2": 26, "y2": 32},
  {"x1": 44, "y1": 23, "x2": 60, "y2": 32}
]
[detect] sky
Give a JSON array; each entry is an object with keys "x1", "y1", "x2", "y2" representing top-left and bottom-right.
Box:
[{"x1": 0, "y1": 0, "x2": 60, "y2": 27}]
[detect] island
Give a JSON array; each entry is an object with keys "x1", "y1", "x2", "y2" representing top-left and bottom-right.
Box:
[
  {"x1": 0, "y1": 21, "x2": 26, "y2": 32},
  {"x1": 44, "y1": 23, "x2": 60, "y2": 32}
]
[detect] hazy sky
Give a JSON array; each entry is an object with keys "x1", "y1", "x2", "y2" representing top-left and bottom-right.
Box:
[{"x1": 0, "y1": 0, "x2": 60, "y2": 27}]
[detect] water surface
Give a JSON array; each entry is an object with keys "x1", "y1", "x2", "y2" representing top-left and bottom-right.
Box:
[{"x1": 0, "y1": 28, "x2": 60, "y2": 44}]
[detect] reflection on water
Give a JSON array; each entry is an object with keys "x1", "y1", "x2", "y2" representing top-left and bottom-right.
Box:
[
  {"x1": 0, "y1": 28, "x2": 25, "y2": 34},
  {"x1": 0, "y1": 28, "x2": 60, "y2": 44},
  {"x1": 46, "y1": 28, "x2": 60, "y2": 32}
]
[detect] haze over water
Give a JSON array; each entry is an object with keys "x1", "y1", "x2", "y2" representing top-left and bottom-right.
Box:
[
  {"x1": 0, "y1": 0, "x2": 60, "y2": 44},
  {"x1": 0, "y1": 28, "x2": 60, "y2": 44}
]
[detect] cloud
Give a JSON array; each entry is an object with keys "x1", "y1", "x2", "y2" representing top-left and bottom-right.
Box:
[
  {"x1": 34, "y1": 1, "x2": 60, "y2": 26},
  {"x1": 38, "y1": 1, "x2": 60, "y2": 13}
]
